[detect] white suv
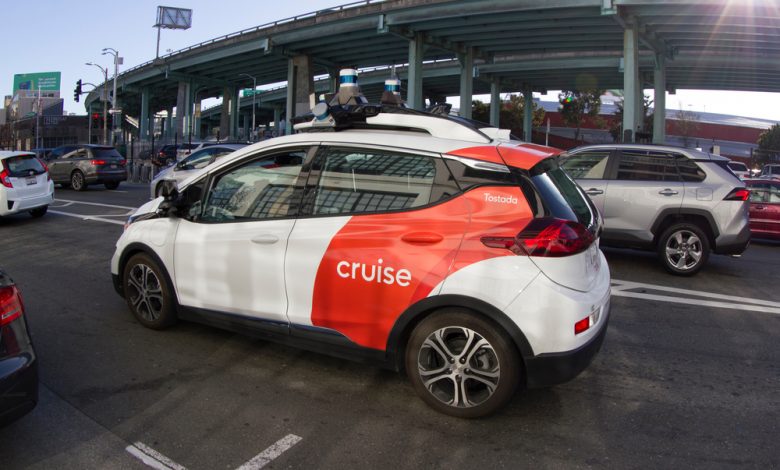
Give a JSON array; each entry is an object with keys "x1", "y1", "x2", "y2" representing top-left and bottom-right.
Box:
[
  {"x1": 111, "y1": 105, "x2": 611, "y2": 418},
  {"x1": 0, "y1": 151, "x2": 54, "y2": 218}
]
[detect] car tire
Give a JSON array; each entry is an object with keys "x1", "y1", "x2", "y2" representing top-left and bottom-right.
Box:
[
  {"x1": 29, "y1": 206, "x2": 47, "y2": 218},
  {"x1": 657, "y1": 223, "x2": 710, "y2": 276},
  {"x1": 122, "y1": 253, "x2": 177, "y2": 330},
  {"x1": 70, "y1": 171, "x2": 86, "y2": 191},
  {"x1": 405, "y1": 309, "x2": 520, "y2": 418},
  {"x1": 105, "y1": 181, "x2": 120, "y2": 190}
]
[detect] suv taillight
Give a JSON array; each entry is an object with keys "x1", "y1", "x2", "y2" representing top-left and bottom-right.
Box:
[
  {"x1": 0, "y1": 284, "x2": 24, "y2": 326},
  {"x1": 724, "y1": 188, "x2": 749, "y2": 201},
  {"x1": 481, "y1": 217, "x2": 595, "y2": 257},
  {"x1": 0, "y1": 168, "x2": 12, "y2": 188}
]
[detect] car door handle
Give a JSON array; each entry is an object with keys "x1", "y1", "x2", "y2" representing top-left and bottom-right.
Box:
[
  {"x1": 658, "y1": 189, "x2": 679, "y2": 196},
  {"x1": 401, "y1": 232, "x2": 444, "y2": 245},
  {"x1": 585, "y1": 188, "x2": 604, "y2": 196},
  {"x1": 250, "y1": 234, "x2": 280, "y2": 244},
  {"x1": 755, "y1": 205, "x2": 765, "y2": 210}
]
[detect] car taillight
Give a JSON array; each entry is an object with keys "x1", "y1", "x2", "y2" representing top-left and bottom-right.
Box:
[
  {"x1": 119, "y1": 159, "x2": 127, "y2": 166},
  {"x1": 0, "y1": 168, "x2": 13, "y2": 188},
  {"x1": 724, "y1": 188, "x2": 749, "y2": 201},
  {"x1": 91, "y1": 159, "x2": 106, "y2": 166},
  {"x1": 0, "y1": 284, "x2": 24, "y2": 326},
  {"x1": 37, "y1": 158, "x2": 51, "y2": 181},
  {"x1": 481, "y1": 217, "x2": 595, "y2": 257}
]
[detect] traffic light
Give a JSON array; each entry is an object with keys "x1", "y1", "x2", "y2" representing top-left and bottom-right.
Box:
[
  {"x1": 74, "y1": 79, "x2": 82, "y2": 102},
  {"x1": 92, "y1": 113, "x2": 101, "y2": 128}
]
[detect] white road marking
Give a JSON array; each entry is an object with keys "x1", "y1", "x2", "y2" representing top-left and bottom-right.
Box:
[
  {"x1": 48, "y1": 210, "x2": 126, "y2": 226},
  {"x1": 236, "y1": 434, "x2": 303, "y2": 470},
  {"x1": 55, "y1": 198, "x2": 138, "y2": 210},
  {"x1": 126, "y1": 442, "x2": 187, "y2": 470},
  {"x1": 611, "y1": 279, "x2": 780, "y2": 315}
]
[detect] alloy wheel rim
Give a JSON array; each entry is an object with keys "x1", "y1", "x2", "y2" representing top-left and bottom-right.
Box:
[
  {"x1": 126, "y1": 264, "x2": 164, "y2": 322},
  {"x1": 417, "y1": 326, "x2": 500, "y2": 408},
  {"x1": 665, "y1": 230, "x2": 703, "y2": 271},
  {"x1": 72, "y1": 173, "x2": 82, "y2": 190}
]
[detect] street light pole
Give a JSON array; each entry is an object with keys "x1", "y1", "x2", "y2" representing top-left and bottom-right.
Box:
[
  {"x1": 102, "y1": 48, "x2": 122, "y2": 146},
  {"x1": 86, "y1": 62, "x2": 109, "y2": 145},
  {"x1": 239, "y1": 73, "x2": 256, "y2": 141}
]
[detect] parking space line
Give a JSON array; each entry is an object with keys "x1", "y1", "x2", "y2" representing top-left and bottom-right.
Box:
[
  {"x1": 126, "y1": 442, "x2": 188, "y2": 470},
  {"x1": 235, "y1": 434, "x2": 303, "y2": 470},
  {"x1": 48, "y1": 210, "x2": 126, "y2": 226},
  {"x1": 55, "y1": 198, "x2": 138, "y2": 211},
  {"x1": 611, "y1": 279, "x2": 780, "y2": 315}
]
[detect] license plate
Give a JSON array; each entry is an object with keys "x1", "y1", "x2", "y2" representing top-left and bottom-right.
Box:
[
  {"x1": 110, "y1": 164, "x2": 118, "y2": 169},
  {"x1": 25, "y1": 176, "x2": 37, "y2": 185}
]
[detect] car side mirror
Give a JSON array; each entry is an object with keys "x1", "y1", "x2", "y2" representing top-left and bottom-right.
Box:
[{"x1": 160, "y1": 180, "x2": 178, "y2": 200}]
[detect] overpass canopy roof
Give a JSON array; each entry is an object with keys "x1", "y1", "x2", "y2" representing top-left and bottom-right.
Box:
[{"x1": 86, "y1": 0, "x2": 780, "y2": 116}]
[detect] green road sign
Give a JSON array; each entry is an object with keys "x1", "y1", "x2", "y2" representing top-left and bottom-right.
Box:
[{"x1": 13, "y1": 72, "x2": 61, "y2": 93}]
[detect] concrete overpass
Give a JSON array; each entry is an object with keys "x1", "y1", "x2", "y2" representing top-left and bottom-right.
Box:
[{"x1": 84, "y1": 0, "x2": 780, "y2": 145}]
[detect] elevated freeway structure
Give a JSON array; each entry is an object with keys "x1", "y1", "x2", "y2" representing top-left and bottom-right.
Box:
[{"x1": 84, "y1": 0, "x2": 780, "y2": 146}]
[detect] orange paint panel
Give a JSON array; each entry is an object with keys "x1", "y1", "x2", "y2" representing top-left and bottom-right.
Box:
[
  {"x1": 496, "y1": 144, "x2": 559, "y2": 170},
  {"x1": 311, "y1": 187, "x2": 534, "y2": 350}
]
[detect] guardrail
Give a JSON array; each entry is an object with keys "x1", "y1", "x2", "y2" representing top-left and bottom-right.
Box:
[{"x1": 121, "y1": 0, "x2": 387, "y2": 77}]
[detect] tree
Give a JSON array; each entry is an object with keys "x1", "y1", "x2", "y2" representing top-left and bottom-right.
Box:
[
  {"x1": 757, "y1": 123, "x2": 780, "y2": 165},
  {"x1": 472, "y1": 94, "x2": 545, "y2": 138},
  {"x1": 558, "y1": 90, "x2": 604, "y2": 143},
  {"x1": 609, "y1": 95, "x2": 654, "y2": 142},
  {"x1": 675, "y1": 108, "x2": 700, "y2": 148}
]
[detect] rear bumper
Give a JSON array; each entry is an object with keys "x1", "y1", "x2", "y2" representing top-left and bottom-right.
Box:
[
  {"x1": 714, "y1": 222, "x2": 751, "y2": 255},
  {"x1": 0, "y1": 189, "x2": 54, "y2": 216},
  {"x1": 86, "y1": 171, "x2": 127, "y2": 185},
  {"x1": 0, "y1": 335, "x2": 38, "y2": 428},
  {"x1": 524, "y1": 310, "x2": 609, "y2": 389}
]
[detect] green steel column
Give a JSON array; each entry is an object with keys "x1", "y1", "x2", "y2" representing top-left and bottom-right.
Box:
[
  {"x1": 139, "y1": 87, "x2": 150, "y2": 142},
  {"x1": 407, "y1": 33, "x2": 425, "y2": 110},
  {"x1": 459, "y1": 47, "x2": 474, "y2": 119},
  {"x1": 524, "y1": 86, "x2": 533, "y2": 142},
  {"x1": 229, "y1": 87, "x2": 240, "y2": 139},
  {"x1": 622, "y1": 24, "x2": 639, "y2": 142},
  {"x1": 220, "y1": 88, "x2": 231, "y2": 139},
  {"x1": 175, "y1": 81, "x2": 191, "y2": 139},
  {"x1": 653, "y1": 54, "x2": 667, "y2": 144},
  {"x1": 274, "y1": 105, "x2": 282, "y2": 137},
  {"x1": 489, "y1": 78, "x2": 501, "y2": 127}
]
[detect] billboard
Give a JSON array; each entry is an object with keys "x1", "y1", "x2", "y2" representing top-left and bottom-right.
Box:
[
  {"x1": 13, "y1": 72, "x2": 61, "y2": 93},
  {"x1": 155, "y1": 6, "x2": 192, "y2": 29}
]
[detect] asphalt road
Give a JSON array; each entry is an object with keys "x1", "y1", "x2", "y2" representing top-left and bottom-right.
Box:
[{"x1": 1, "y1": 183, "x2": 777, "y2": 469}]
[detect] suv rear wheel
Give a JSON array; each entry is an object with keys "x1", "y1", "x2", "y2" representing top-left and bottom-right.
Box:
[
  {"x1": 70, "y1": 170, "x2": 86, "y2": 191},
  {"x1": 657, "y1": 223, "x2": 710, "y2": 276},
  {"x1": 405, "y1": 310, "x2": 520, "y2": 418}
]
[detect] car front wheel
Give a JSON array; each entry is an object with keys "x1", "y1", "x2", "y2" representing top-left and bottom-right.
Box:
[
  {"x1": 70, "y1": 170, "x2": 86, "y2": 191},
  {"x1": 658, "y1": 223, "x2": 710, "y2": 276},
  {"x1": 123, "y1": 253, "x2": 177, "y2": 329},
  {"x1": 405, "y1": 310, "x2": 520, "y2": 418}
]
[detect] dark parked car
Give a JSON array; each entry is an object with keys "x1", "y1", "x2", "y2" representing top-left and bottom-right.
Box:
[
  {"x1": 745, "y1": 179, "x2": 780, "y2": 240},
  {"x1": 0, "y1": 269, "x2": 38, "y2": 428},
  {"x1": 152, "y1": 144, "x2": 178, "y2": 167},
  {"x1": 47, "y1": 144, "x2": 127, "y2": 191}
]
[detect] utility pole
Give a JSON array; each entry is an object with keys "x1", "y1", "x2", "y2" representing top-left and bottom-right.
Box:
[
  {"x1": 239, "y1": 73, "x2": 257, "y2": 141},
  {"x1": 103, "y1": 48, "x2": 122, "y2": 146}
]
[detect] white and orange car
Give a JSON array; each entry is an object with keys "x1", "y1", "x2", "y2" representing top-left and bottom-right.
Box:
[{"x1": 111, "y1": 104, "x2": 611, "y2": 417}]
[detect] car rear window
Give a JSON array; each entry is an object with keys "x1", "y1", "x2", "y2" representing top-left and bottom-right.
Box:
[
  {"x1": 527, "y1": 158, "x2": 596, "y2": 229},
  {"x1": 4, "y1": 155, "x2": 46, "y2": 176},
  {"x1": 728, "y1": 162, "x2": 748, "y2": 172},
  {"x1": 92, "y1": 148, "x2": 122, "y2": 159}
]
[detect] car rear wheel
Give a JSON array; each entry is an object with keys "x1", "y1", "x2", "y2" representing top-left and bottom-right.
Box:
[
  {"x1": 29, "y1": 206, "x2": 47, "y2": 218},
  {"x1": 405, "y1": 310, "x2": 520, "y2": 418},
  {"x1": 658, "y1": 223, "x2": 710, "y2": 276},
  {"x1": 105, "y1": 181, "x2": 120, "y2": 190},
  {"x1": 123, "y1": 253, "x2": 177, "y2": 329},
  {"x1": 70, "y1": 170, "x2": 86, "y2": 191}
]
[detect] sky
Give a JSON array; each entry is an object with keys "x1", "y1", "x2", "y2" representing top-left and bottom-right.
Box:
[{"x1": 2, "y1": 0, "x2": 779, "y2": 124}]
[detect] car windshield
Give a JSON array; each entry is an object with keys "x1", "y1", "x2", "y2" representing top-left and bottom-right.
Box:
[
  {"x1": 4, "y1": 155, "x2": 46, "y2": 176},
  {"x1": 93, "y1": 148, "x2": 122, "y2": 159}
]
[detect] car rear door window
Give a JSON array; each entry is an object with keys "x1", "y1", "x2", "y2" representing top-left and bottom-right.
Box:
[
  {"x1": 675, "y1": 155, "x2": 706, "y2": 182},
  {"x1": 559, "y1": 150, "x2": 611, "y2": 179},
  {"x1": 307, "y1": 148, "x2": 459, "y2": 216},
  {"x1": 616, "y1": 150, "x2": 680, "y2": 181}
]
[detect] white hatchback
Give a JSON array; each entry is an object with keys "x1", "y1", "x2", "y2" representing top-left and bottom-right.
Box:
[{"x1": 0, "y1": 151, "x2": 54, "y2": 218}]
